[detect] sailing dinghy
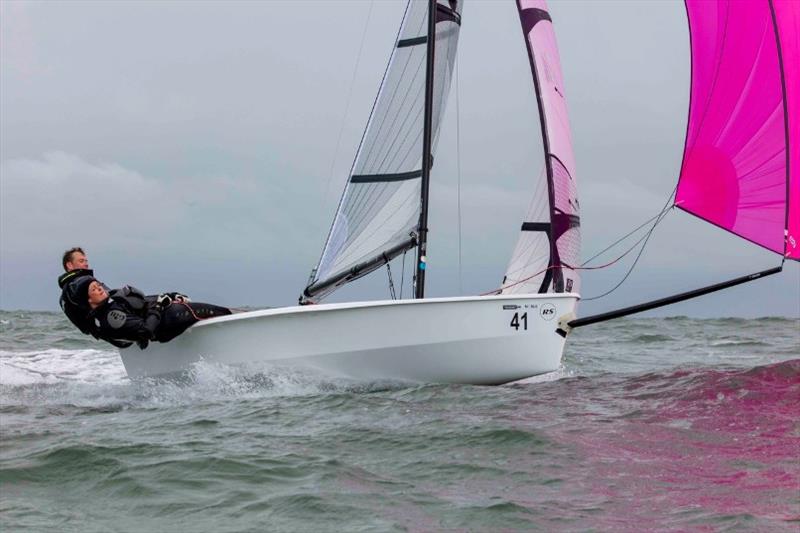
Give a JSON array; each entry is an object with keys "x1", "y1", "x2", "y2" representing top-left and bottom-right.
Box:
[
  {"x1": 120, "y1": 0, "x2": 798, "y2": 382},
  {"x1": 121, "y1": 0, "x2": 583, "y2": 384}
]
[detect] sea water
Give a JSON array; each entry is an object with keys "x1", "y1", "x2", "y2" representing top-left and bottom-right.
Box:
[{"x1": 1, "y1": 311, "x2": 798, "y2": 531}]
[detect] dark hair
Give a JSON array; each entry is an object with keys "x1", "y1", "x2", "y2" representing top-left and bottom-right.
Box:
[{"x1": 62, "y1": 247, "x2": 85, "y2": 271}]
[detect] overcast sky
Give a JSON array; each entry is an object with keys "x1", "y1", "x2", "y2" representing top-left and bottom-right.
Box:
[{"x1": 1, "y1": 0, "x2": 798, "y2": 317}]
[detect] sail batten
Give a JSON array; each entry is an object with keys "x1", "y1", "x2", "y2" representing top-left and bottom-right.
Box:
[
  {"x1": 350, "y1": 170, "x2": 423, "y2": 183},
  {"x1": 677, "y1": 0, "x2": 798, "y2": 261}
]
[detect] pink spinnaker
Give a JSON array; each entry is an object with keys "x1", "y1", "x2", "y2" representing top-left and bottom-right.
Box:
[{"x1": 677, "y1": 0, "x2": 799, "y2": 261}]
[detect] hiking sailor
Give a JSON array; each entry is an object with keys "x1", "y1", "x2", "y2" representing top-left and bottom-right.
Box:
[
  {"x1": 57, "y1": 247, "x2": 108, "y2": 337},
  {"x1": 82, "y1": 278, "x2": 232, "y2": 349}
]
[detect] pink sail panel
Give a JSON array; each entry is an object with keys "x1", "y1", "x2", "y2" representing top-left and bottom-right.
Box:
[
  {"x1": 518, "y1": 0, "x2": 577, "y2": 181},
  {"x1": 773, "y1": 0, "x2": 799, "y2": 260},
  {"x1": 502, "y1": 0, "x2": 580, "y2": 295},
  {"x1": 677, "y1": 0, "x2": 797, "y2": 260}
]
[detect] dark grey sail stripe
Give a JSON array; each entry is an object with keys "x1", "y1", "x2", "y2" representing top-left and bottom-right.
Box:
[
  {"x1": 521, "y1": 222, "x2": 552, "y2": 233},
  {"x1": 397, "y1": 23, "x2": 459, "y2": 48},
  {"x1": 350, "y1": 169, "x2": 423, "y2": 183},
  {"x1": 519, "y1": 8, "x2": 551, "y2": 34},
  {"x1": 397, "y1": 35, "x2": 427, "y2": 48},
  {"x1": 436, "y1": 3, "x2": 461, "y2": 26},
  {"x1": 552, "y1": 211, "x2": 581, "y2": 228}
]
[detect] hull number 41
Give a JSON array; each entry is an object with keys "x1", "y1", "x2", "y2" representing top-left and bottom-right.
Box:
[{"x1": 510, "y1": 312, "x2": 528, "y2": 331}]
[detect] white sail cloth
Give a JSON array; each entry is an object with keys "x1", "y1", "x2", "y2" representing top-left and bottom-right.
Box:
[{"x1": 310, "y1": 0, "x2": 462, "y2": 298}]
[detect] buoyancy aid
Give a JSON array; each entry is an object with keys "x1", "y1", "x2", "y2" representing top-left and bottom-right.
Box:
[
  {"x1": 57, "y1": 269, "x2": 98, "y2": 335},
  {"x1": 88, "y1": 286, "x2": 161, "y2": 349}
]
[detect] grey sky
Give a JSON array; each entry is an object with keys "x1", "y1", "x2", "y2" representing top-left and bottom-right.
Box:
[{"x1": 1, "y1": 0, "x2": 797, "y2": 317}]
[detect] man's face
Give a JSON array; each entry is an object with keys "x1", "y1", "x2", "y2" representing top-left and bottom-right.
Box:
[
  {"x1": 66, "y1": 252, "x2": 89, "y2": 271},
  {"x1": 87, "y1": 281, "x2": 108, "y2": 308}
]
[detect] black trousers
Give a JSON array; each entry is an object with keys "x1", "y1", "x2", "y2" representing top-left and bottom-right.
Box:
[{"x1": 155, "y1": 302, "x2": 232, "y2": 343}]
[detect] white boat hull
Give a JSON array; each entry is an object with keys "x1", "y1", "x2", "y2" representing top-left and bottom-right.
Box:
[{"x1": 119, "y1": 293, "x2": 578, "y2": 385}]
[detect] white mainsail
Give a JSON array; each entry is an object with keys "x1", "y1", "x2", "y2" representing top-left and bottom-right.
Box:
[{"x1": 305, "y1": 0, "x2": 462, "y2": 301}]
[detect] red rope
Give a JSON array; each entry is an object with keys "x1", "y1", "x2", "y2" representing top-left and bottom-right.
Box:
[
  {"x1": 175, "y1": 300, "x2": 204, "y2": 321},
  {"x1": 481, "y1": 235, "x2": 644, "y2": 296}
]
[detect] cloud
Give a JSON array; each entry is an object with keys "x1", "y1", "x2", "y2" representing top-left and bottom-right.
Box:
[
  {"x1": 1, "y1": 152, "x2": 182, "y2": 254},
  {"x1": 0, "y1": 149, "x2": 323, "y2": 264}
]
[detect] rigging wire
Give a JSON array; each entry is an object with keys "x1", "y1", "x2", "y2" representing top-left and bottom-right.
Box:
[
  {"x1": 484, "y1": 186, "x2": 678, "y2": 296},
  {"x1": 399, "y1": 249, "x2": 407, "y2": 299},
  {"x1": 581, "y1": 184, "x2": 678, "y2": 300},
  {"x1": 481, "y1": 233, "x2": 647, "y2": 296},
  {"x1": 455, "y1": 56, "x2": 463, "y2": 295},
  {"x1": 386, "y1": 260, "x2": 397, "y2": 300},
  {"x1": 581, "y1": 188, "x2": 677, "y2": 267},
  {"x1": 319, "y1": 1, "x2": 375, "y2": 221},
  {"x1": 581, "y1": 207, "x2": 672, "y2": 300}
]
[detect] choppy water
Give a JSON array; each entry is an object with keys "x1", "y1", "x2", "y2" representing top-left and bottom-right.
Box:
[{"x1": 1, "y1": 311, "x2": 798, "y2": 532}]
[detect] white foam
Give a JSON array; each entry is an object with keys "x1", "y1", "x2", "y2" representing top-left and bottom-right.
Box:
[
  {"x1": 0, "y1": 346, "x2": 377, "y2": 412},
  {"x1": 0, "y1": 348, "x2": 127, "y2": 385},
  {"x1": 506, "y1": 364, "x2": 574, "y2": 385}
]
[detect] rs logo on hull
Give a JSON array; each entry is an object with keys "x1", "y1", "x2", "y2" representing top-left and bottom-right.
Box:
[{"x1": 540, "y1": 304, "x2": 556, "y2": 321}]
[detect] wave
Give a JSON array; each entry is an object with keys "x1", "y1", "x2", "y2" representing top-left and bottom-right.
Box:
[
  {"x1": 629, "y1": 334, "x2": 674, "y2": 343},
  {"x1": 709, "y1": 339, "x2": 771, "y2": 347},
  {"x1": 706, "y1": 316, "x2": 798, "y2": 325},
  {"x1": 616, "y1": 359, "x2": 800, "y2": 408},
  {"x1": 0, "y1": 348, "x2": 410, "y2": 412}
]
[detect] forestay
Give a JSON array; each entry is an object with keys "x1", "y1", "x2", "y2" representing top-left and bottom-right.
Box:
[
  {"x1": 676, "y1": 0, "x2": 799, "y2": 261},
  {"x1": 501, "y1": 0, "x2": 581, "y2": 295},
  {"x1": 304, "y1": 0, "x2": 462, "y2": 300}
]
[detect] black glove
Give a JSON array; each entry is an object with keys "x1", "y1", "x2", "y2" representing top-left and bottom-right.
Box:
[
  {"x1": 156, "y1": 293, "x2": 173, "y2": 310},
  {"x1": 121, "y1": 285, "x2": 146, "y2": 299}
]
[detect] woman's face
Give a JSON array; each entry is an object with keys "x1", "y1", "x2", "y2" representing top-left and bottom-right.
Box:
[{"x1": 87, "y1": 281, "x2": 108, "y2": 308}]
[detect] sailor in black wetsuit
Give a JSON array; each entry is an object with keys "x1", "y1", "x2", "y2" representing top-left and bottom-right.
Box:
[
  {"x1": 82, "y1": 278, "x2": 231, "y2": 349},
  {"x1": 58, "y1": 268, "x2": 98, "y2": 335},
  {"x1": 57, "y1": 247, "x2": 109, "y2": 337}
]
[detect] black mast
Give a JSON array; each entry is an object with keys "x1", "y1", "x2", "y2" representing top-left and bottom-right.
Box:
[
  {"x1": 415, "y1": 0, "x2": 437, "y2": 299},
  {"x1": 517, "y1": 5, "x2": 562, "y2": 293}
]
